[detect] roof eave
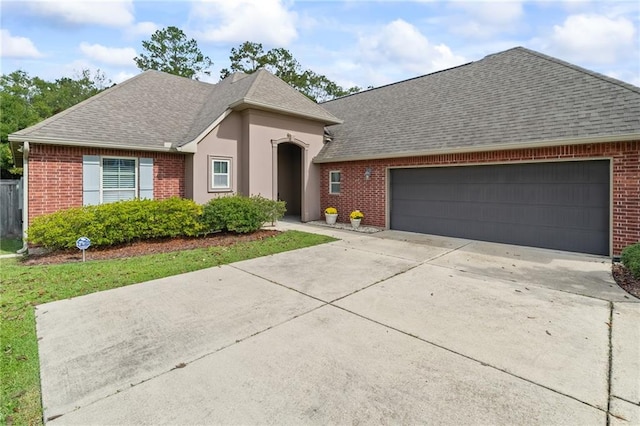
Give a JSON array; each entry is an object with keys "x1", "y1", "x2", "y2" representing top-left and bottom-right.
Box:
[
  {"x1": 9, "y1": 140, "x2": 24, "y2": 167},
  {"x1": 229, "y1": 98, "x2": 343, "y2": 125},
  {"x1": 313, "y1": 133, "x2": 640, "y2": 164},
  {"x1": 7, "y1": 134, "x2": 182, "y2": 154}
]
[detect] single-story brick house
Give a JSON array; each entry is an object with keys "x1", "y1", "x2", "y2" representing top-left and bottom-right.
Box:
[{"x1": 10, "y1": 47, "x2": 640, "y2": 257}]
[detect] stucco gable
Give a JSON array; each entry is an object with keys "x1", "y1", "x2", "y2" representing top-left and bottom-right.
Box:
[{"x1": 231, "y1": 70, "x2": 342, "y2": 125}]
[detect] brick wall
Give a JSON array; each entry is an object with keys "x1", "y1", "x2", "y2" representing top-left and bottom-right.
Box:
[
  {"x1": 320, "y1": 141, "x2": 640, "y2": 255},
  {"x1": 28, "y1": 144, "x2": 185, "y2": 225}
]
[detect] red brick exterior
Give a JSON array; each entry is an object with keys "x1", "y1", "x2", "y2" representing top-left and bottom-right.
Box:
[
  {"x1": 28, "y1": 144, "x2": 185, "y2": 225},
  {"x1": 320, "y1": 141, "x2": 640, "y2": 256}
]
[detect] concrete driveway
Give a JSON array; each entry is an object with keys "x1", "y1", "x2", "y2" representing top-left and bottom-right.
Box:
[{"x1": 37, "y1": 223, "x2": 640, "y2": 425}]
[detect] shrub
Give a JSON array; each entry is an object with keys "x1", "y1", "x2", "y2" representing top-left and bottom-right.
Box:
[
  {"x1": 27, "y1": 206, "x2": 97, "y2": 250},
  {"x1": 28, "y1": 198, "x2": 204, "y2": 250},
  {"x1": 251, "y1": 195, "x2": 286, "y2": 226},
  {"x1": 621, "y1": 243, "x2": 640, "y2": 279},
  {"x1": 201, "y1": 195, "x2": 286, "y2": 234}
]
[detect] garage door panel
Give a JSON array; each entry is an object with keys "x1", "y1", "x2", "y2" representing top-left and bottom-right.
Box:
[
  {"x1": 392, "y1": 213, "x2": 608, "y2": 255},
  {"x1": 394, "y1": 182, "x2": 608, "y2": 207},
  {"x1": 390, "y1": 161, "x2": 610, "y2": 255}
]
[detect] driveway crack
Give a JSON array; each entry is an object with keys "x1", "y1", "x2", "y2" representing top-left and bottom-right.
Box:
[
  {"x1": 332, "y1": 303, "x2": 609, "y2": 416},
  {"x1": 422, "y1": 241, "x2": 474, "y2": 264},
  {"x1": 606, "y1": 301, "x2": 614, "y2": 426}
]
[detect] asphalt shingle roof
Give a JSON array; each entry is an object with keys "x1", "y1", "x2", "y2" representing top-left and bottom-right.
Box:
[
  {"x1": 11, "y1": 69, "x2": 340, "y2": 150},
  {"x1": 316, "y1": 47, "x2": 640, "y2": 163}
]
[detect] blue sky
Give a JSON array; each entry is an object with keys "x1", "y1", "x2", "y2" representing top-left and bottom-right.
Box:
[{"x1": 1, "y1": 0, "x2": 639, "y2": 89}]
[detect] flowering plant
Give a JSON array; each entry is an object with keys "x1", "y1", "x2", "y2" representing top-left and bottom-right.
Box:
[
  {"x1": 325, "y1": 207, "x2": 337, "y2": 215},
  {"x1": 350, "y1": 210, "x2": 364, "y2": 220}
]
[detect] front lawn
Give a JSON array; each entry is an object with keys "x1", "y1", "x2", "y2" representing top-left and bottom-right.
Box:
[{"x1": 0, "y1": 230, "x2": 335, "y2": 425}]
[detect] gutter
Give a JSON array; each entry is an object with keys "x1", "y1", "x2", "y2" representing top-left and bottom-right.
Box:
[
  {"x1": 313, "y1": 133, "x2": 640, "y2": 163},
  {"x1": 7, "y1": 135, "x2": 181, "y2": 153},
  {"x1": 17, "y1": 141, "x2": 29, "y2": 254}
]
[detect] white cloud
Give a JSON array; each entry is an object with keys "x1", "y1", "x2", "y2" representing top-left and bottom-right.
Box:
[
  {"x1": 356, "y1": 19, "x2": 467, "y2": 85},
  {"x1": 191, "y1": 0, "x2": 298, "y2": 46},
  {"x1": 28, "y1": 0, "x2": 134, "y2": 27},
  {"x1": 0, "y1": 29, "x2": 43, "y2": 58},
  {"x1": 454, "y1": 1, "x2": 524, "y2": 25},
  {"x1": 113, "y1": 71, "x2": 137, "y2": 84},
  {"x1": 130, "y1": 21, "x2": 158, "y2": 36},
  {"x1": 79, "y1": 42, "x2": 137, "y2": 67},
  {"x1": 450, "y1": 1, "x2": 524, "y2": 38},
  {"x1": 540, "y1": 14, "x2": 636, "y2": 64}
]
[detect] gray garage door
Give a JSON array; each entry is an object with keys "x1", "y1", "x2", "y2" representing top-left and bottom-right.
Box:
[{"x1": 390, "y1": 161, "x2": 610, "y2": 255}]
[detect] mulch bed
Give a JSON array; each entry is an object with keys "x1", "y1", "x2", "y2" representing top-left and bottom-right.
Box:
[
  {"x1": 20, "y1": 230, "x2": 280, "y2": 266},
  {"x1": 612, "y1": 263, "x2": 640, "y2": 299}
]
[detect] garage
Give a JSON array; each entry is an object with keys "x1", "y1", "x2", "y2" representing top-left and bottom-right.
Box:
[{"x1": 390, "y1": 160, "x2": 610, "y2": 255}]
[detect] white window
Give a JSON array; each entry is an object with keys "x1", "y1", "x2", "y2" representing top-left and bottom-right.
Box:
[
  {"x1": 209, "y1": 157, "x2": 231, "y2": 191},
  {"x1": 102, "y1": 157, "x2": 137, "y2": 203},
  {"x1": 83, "y1": 155, "x2": 153, "y2": 206},
  {"x1": 329, "y1": 171, "x2": 341, "y2": 194}
]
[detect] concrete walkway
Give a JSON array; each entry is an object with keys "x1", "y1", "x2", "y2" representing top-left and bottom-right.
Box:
[{"x1": 37, "y1": 223, "x2": 639, "y2": 425}]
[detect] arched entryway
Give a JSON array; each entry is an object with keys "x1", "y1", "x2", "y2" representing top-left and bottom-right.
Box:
[
  {"x1": 271, "y1": 135, "x2": 308, "y2": 220},
  {"x1": 277, "y1": 143, "x2": 302, "y2": 216}
]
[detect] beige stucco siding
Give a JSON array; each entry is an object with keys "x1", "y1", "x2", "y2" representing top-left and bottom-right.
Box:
[
  {"x1": 190, "y1": 112, "x2": 242, "y2": 205},
  {"x1": 190, "y1": 108, "x2": 325, "y2": 221},
  {"x1": 243, "y1": 109, "x2": 325, "y2": 221}
]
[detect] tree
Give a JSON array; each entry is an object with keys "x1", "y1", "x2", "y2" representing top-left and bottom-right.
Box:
[
  {"x1": 219, "y1": 42, "x2": 269, "y2": 77},
  {"x1": 220, "y1": 41, "x2": 361, "y2": 102},
  {"x1": 134, "y1": 26, "x2": 213, "y2": 80},
  {"x1": 39, "y1": 69, "x2": 109, "y2": 116},
  {"x1": 302, "y1": 71, "x2": 361, "y2": 103},
  {"x1": 0, "y1": 69, "x2": 109, "y2": 178}
]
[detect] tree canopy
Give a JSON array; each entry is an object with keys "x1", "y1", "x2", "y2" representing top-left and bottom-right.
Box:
[
  {"x1": 220, "y1": 42, "x2": 361, "y2": 102},
  {"x1": 0, "y1": 69, "x2": 108, "y2": 178},
  {"x1": 134, "y1": 26, "x2": 213, "y2": 80}
]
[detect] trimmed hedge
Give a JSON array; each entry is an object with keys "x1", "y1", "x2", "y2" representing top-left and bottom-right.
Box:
[
  {"x1": 28, "y1": 198, "x2": 204, "y2": 250},
  {"x1": 201, "y1": 195, "x2": 286, "y2": 234},
  {"x1": 621, "y1": 243, "x2": 640, "y2": 279},
  {"x1": 28, "y1": 195, "x2": 287, "y2": 250}
]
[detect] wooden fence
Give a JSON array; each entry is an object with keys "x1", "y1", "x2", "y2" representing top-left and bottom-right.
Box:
[{"x1": 0, "y1": 179, "x2": 22, "y2": 238}]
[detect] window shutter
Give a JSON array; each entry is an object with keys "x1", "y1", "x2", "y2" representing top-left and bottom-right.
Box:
[
  {"x1": 139, "y1": 158, "x2": 154, "y2": 199},
  {"x1": 83, "y1": 155, "x2": 100, "y2": 205}
]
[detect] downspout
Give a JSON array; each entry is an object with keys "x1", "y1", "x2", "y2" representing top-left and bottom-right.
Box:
[{"x1": 17, "y1": 141, "x2": 29, "y2": 254}]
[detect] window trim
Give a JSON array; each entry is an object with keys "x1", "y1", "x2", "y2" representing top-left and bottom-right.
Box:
[
  {"x1": 100, "y1": 156, "x2": 138, "y2": 203},
  {"x1": 329, "y1": 170, "x2": 341, "y2": 194},
  {"x1": 208, "y1": 156, "x2": 232, "y2": 192}
]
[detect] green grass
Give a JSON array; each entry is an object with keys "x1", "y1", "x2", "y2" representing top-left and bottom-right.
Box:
[
  {"x1": 0, "y1": 238, "x2": 22, "y2": 256},
  {"x1": 0, "y1": 230, "x2": 335, "y2": 425}
]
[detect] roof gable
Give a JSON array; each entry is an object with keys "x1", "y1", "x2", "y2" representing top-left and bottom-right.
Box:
[
  {"x1": 12, "y1": 70, "x2": 216, "y2": 150},
  {"x1": 234, "y1": 70, "x2": 341, "y2": 124},
  {"x1": 316, "y1": 47, "x2": 640, "y2": 162},
  {"x1": 10, "y1": 69, "x2": 340, "y2": 151}
]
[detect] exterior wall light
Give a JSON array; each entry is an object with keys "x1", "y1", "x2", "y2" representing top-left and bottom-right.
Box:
[{"x1": 364, "y1": 167, "x2": 372, "y2": 180}]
